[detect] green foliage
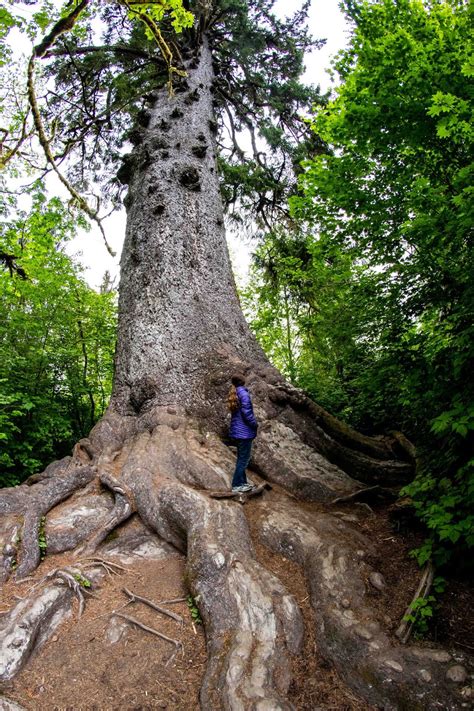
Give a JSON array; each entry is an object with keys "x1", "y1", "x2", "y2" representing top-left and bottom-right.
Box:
[
  {"x1": 73, "y1": 572, "x2": 92, "y2": 588},
  {"x1": 187, "y1": 595, "x2": 202, "y2": 625},
  {"x1": 0, "y1": 188, "x2": 117, "y2": 487},
  {"x1": 126, "y1": 0, "x2": 194, "y2": 35},
  {"x1": 403, "y1": 576, "x2": 446, "y2": 637},
  {"x1": 242, "y1": 228, "x2": 357, "y2": 418},
  {"x1": 246, "y1": 0, "x2": 473, "y2": 566},
  {"x1": 2, "y1": 0, "x2": 323, "y2": 226},
  {"x1": 402, "y1": 460, "x2": 474, "y2": 567},
  {"x1": 0, "y1": 3, "x2": 19, "y2": 65}
]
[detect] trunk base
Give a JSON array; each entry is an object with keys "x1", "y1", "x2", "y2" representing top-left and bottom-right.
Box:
[{"x1": 1, "y1": 391, "x2": 468, "y2": 710}]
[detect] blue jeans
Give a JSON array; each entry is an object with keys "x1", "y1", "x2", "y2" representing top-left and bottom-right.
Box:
[{"x1": 231, "y1": 439, "x2": 253, "y2": 487}]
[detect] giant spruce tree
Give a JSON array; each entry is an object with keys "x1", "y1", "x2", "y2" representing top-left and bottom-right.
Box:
[{"x1": 0, "y1": 1, "x2": 469, "y2": 708}]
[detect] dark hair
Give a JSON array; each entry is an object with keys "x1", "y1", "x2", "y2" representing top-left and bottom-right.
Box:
[{"x1": 231, "y1": 373, "x2": 246, "y2": 387}]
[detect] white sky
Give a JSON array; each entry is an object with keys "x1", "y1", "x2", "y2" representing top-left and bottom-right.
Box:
[{"x1": 8, "y1": 0, "x2": 351, "y2": 289}]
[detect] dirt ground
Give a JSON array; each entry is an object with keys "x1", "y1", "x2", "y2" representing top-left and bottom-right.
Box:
[
  {"x1": 1, "y1": 483, "x2": 472, "y2": 710},
  {"x1": 1, "y1": 553, "x2": 207, "y2": 710}
]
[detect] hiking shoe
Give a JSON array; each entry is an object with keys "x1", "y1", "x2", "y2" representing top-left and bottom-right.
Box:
[{"x1": 239, "y1": 484, "x2": 253, "y2": 492}]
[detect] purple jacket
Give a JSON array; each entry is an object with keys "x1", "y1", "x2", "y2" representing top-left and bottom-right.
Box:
[{"x1": 229, "y1": 386, "x2": 258, "y2": 440}]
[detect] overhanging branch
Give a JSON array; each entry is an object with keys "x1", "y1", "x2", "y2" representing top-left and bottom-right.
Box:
[{"x1": 27, "y1": 0, "x2": 116, "y2": 256}]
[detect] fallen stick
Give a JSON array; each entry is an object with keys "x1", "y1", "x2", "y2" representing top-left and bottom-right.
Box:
[
  {"x1": 331, "y1": 485, "x2": 396, "y2": 505},
  {"x1": 122, "y1": 587, "x2": 183, "y2": 623},
  {"x1": 80, "y1": 557, "x2": 130, "y2": 575},
  {"x1": 112, "y1": 611, "x2": 182, "y2": 656},
  {"x1": 395, "y1": 562, "x2": 434, "y2": 644},
  {"x1": 331, "y1": 485, "x2": 380, "y2": 504},
  {"x1": 158, "y1": 597, "x2": 187, "y2": 605}
]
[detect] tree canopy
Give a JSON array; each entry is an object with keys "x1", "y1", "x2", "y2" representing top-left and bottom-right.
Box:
[{"x1": 0, "y1": 0, "x2": 324, "y2": 230}]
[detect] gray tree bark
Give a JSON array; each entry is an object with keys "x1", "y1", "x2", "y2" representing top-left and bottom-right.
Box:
[{"x1": 113, "y1": 39, "x2": 267, "y2": 416}]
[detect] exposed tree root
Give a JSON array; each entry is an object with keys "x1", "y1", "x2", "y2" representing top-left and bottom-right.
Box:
[
  {"x1": 111, "y1": 611, "x2": 183, "y2": 665},
  {"x1": 74, "y1": 472, "x2": 135, "y2": 558},
  {"x1": 0, "y1": 404, "x2": 466, "y2": 709},
  {"x1": 116, "y1": 427, "x2": 304, "y2": 709},
  {"x1": 0, "y1": 564, "x2": 102, "y2": 682},
  {"x1": 258, "y1": 499, "x2": 472, "y2": 710},
  {"x1": 122, "y1": 587, "x2": 183, "y2": 623},
  {"x1": 0, "y1": 466, "x2": 96, "y2": 581}
]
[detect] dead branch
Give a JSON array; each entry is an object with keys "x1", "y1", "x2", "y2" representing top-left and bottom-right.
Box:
[
  {"x1": 157, "y1": 597, "x2": 187, "y2": 605},
  {"x1": 395, "y1": 562, "x2": 434, "y2": 644},
  {"x1": 331, "y1": 485, "x2": 397, "y2": 505},
  {"x1": 112, "y1": 611, "x2": 183, "y2": 653},
  {"x1": 80, "y1": 557, "x2": 129, "y2": 575},
  {"x1": 122, "y1": 587, "x2": 183, "y2": 623}
]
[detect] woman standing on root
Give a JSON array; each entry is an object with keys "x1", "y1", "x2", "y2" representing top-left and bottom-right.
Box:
[{"x1": 228, "y1": 373, "x2": 258, "y2": 493}]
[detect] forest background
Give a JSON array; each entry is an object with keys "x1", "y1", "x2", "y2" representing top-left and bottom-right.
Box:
[{"x1": 0, "y1": 0, "x2": 472, "y2": 574}]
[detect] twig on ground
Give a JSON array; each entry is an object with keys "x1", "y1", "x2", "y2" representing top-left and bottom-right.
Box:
[
  {"x1": 331, "y1": 486, "x2": 379, "y2": 504},
  {"x1": 448, "y1": 638, "x2": 474, "y2": 651},
  {"x1": 111, "y1": 611, "x2": 183, "y2": 662},
  {"x1": 158, "y1": 597, "x2": 187, "y2": 605},
  {"x1": 122, "y1": 587, "x2": 183, "y2": 623},
  {"x1": 395, "y1": 562, "x2": 434, "y2": 644},
  {"x1": 80, "y1": 557, "x2": 130, "y2": 575}
]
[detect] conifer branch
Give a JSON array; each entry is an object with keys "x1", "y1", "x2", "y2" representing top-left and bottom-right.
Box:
[{"x1": 26, "y1": 0, "x2": 116, "y2": 257}]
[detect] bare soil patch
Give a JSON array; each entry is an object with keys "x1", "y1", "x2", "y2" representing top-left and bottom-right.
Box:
[{"x1": 1, "y1": 555, "x2": 206, "y2": 710}]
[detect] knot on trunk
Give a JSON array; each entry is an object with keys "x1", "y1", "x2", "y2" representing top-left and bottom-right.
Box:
[
  {"x1": 185, "y1": 88, "x2": 200, "y2": 104},
  {"x1": 192, "y1": 145, "x2": 207, "y2": 159},
  {"x1": 144, "y1": 91, "x2": 159, "y2": 106},
  {"x1": 129, "y1": 376, "x2": 160, "y2": 413},
  {"x1": 125, "y1": 127, "x2": 143, "y2": 146},
  {"x1": 117, "y1": 154, "x2": 135, "y2": 185},
  {"x1": 137, "y1": 109, "x2": 151, "y2": 128},
  {"x1": 179, "y1": 167, "x2": 201, "y2": 191},
  {"x1": 123, "y1": 191, "x2": 134, "y2": 209}
]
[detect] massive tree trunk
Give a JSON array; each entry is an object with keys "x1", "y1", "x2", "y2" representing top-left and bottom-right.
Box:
[
  {"x1": 0, "y1": 35, "x2": 471, "y2": 711},
  {"x1": 113, "y1": 39, "x2": 266, "y2": 417}
]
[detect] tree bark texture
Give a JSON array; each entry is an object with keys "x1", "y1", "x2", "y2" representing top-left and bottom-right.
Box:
[{"x1": 113, "y1": 39, "x2": 267, "y2": 416}]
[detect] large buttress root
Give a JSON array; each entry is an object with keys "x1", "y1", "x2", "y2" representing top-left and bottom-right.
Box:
[
  {"x1": 0, "y1": 565, "x2": 102, "y2": 682},
  {"x1": 115, "y1": 425, "x2": 304, "y2": 709},
  {"x1": 258, "y1": 499, "x2": 473, "y2": 711},
  {"x1": 0, "y1": 466, "x2": 96, "y2": 581},
  {"x1": 227, "y1": 371, "x2": 413, "y2": 484}
]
